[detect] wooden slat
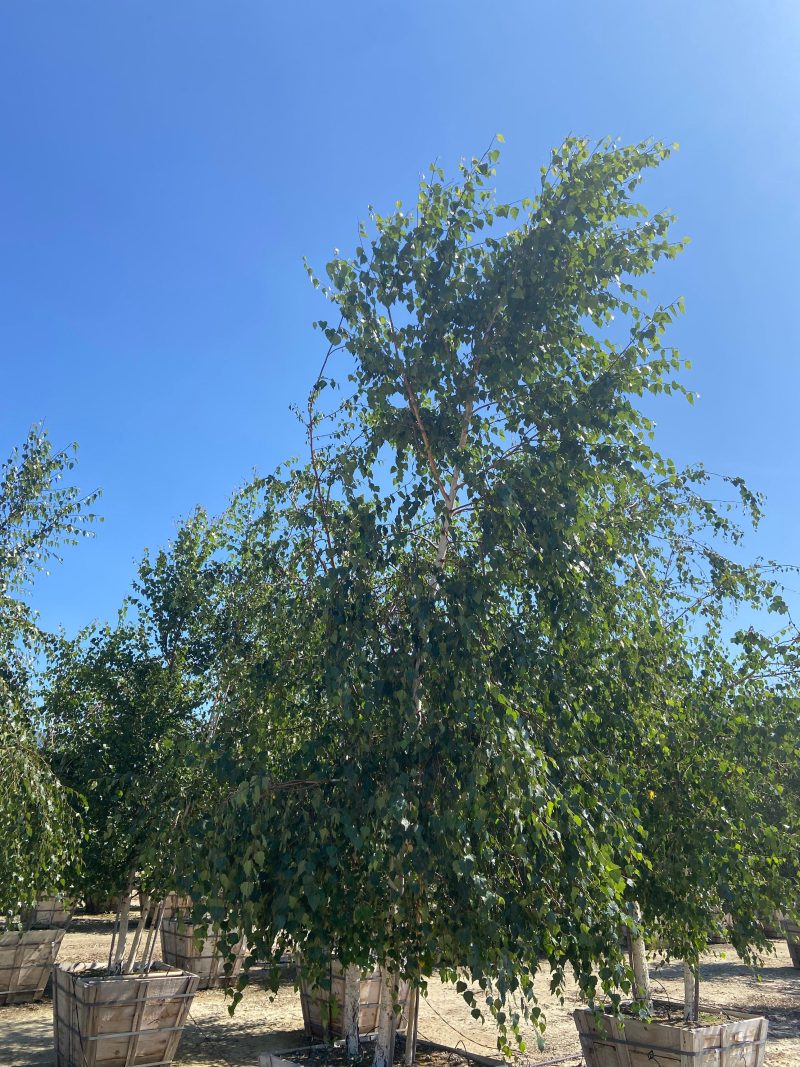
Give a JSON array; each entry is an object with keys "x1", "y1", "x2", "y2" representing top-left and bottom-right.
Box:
[
  {"x1": 124, "y1": 971, "x2": 149, "y2": 1066},
  {"x1": 160, "y1": 918, "x2": 245, "y2": 990},
  {"x1": 54, "y1": 962, "x2": 199, "y2": 1067}
]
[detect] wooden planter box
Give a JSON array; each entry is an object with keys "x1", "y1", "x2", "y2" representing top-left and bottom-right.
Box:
[
  {"x1": 783, "y1": 919, "x2": 800, "y2": 968},
  {"x1": 21, "y1": 896, "x2": 73, "y2": 929},
  {"x1": 299, "y1": 961, "x2": 411, "y2": 1041},
  {"x1": 574, "y1": 1003, "x2": 768, "y2": 1067},
  {"x1": 53, "y1": 961, "x2": 199, "y2": 1067},
  {"x1": 160, "y1": 916, "x2": 245, "y2": 990},
  {"x1": 0, "y1": 928, "x2": 65, "y2": 1005},
  {"x1": 83, "y1": 894, "x2": 121, "y2": 915},
  {"x1": 160, "y1": 894, "x2": 193, "y2": 921}
]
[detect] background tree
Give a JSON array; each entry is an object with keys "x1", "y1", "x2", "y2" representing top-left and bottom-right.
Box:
[
  {"x1": 0, "y1": 425, "x2": 98, "y2": 918},
  {"x1": 43, "y1": 508, "x2": 224, "y2": 953}
]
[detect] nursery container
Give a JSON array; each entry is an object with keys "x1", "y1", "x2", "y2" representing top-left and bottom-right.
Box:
[
  {"x1": 159, "y1": 894, "x2": 192, "y2": 921},
  {"x1": 21, "y1": 896, "x2": 73, "y2": 929},
  {"x1": 53, "y1": 960, "x2": 198, "y2": 1067},
  {"x1": 574, "y1": 1003, "x2": 768, "y2": 1067},
  {"x1": 160, "y1": 915, "x2": 245, "y2": 990},
  {"x1": 0, "y1": 927, "x2": 65, "y2": 1005},
  {"x1": 299, "y1": 961, "x2": 411, "y2": 1041},
  {"x1": 783, "y1": 919, "x2": 800, "y2": 969}
]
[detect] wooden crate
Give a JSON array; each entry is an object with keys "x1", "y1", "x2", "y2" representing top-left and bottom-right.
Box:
[
  {"x1": 783, "y1": 919, "x2": 800, "y2": 968},
  {"x1": 159, "y1": 895, "x2": 193, "y2": 921},
  {"x1": 0, "y1": 928, "x2": 65, "y2": 1005},
  {"x1": 574, "y1": 1003, "x2": 768, "y2": 1067},
  {"x1": 160, "y1": 917, "x2": 245, "y2": 990},
  {"x1": 53, "y1": 961, "x2": 198, "y2": 1067},
  {"x1": 21, "y1": 896, "x2": 73, "y2": 929},
  {"x1": 299, "y1": 961, "x2": 411, "y2": 1040}
]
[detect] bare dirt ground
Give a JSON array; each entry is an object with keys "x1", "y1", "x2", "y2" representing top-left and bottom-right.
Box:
[{"x1": 1, "y1": 915, "x2": 798, "y2": 1066}]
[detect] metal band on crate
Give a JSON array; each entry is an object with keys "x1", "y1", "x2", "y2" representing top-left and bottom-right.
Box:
[
  {"x1": 66, "y1": 990, "x2": 197, "y2": 1009},
  {"x1": 57, "y1": 1020, "x2": 191, "y2": 1041},
  {"x1": 583, "y1": 1033, "x2": 768, "y2": 1056}
]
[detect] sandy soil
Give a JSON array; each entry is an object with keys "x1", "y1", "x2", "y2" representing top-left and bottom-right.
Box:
[{"x1": 1, "y1": 915, "x2": 798, "y2": 1066}]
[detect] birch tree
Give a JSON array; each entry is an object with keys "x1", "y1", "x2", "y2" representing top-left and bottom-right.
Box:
[
  {"x1": 0, "y1": 426, "x2": 97, "y2": 918},
  {"x1": 192, "y1": 138, "x2": 767, "y2": 1063}
]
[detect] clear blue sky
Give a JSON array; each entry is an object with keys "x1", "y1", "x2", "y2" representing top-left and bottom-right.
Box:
[{"x1": 2, "y1": 2, "x2": 798, "y2": 636}]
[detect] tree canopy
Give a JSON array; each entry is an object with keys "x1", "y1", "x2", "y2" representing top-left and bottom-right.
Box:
[{"x1": 174, "y1": 138, "x2": 799, "y2": 1060}]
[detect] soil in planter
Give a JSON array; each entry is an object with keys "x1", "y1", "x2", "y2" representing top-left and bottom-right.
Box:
[
  {"x1": 609, "y1": 1001, "x2": 751, "y2": 1029},
  {"x1": 269, "y1": 1036, "x2": 497, "y2": 1067}
]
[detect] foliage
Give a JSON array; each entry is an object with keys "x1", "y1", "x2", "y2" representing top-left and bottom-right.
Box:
[
  {"x1": 0, "y1": 425, "x2": 97, "y2": 917},
  {"x1": 43, "y1": 509, "x2": 224, "y2": 902},
  {"x1": 629, "y1": 613, "x2": 800, "y2": 977},
  {"x1": 182, "y1": 137, "x2": 779, "y2": 1055}
]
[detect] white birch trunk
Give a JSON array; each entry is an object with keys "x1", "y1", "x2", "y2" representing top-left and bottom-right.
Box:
[
  {"x1": 373, "y1": 968, "x2": 399, "y2": 1067},
  {"x1": 683, "y1": 962, "x2": 699, "y2": 1022},
  {"x1": 629, "y1": 903, "x2": 651, "y2": 1011},
  {"x1": 112, "y1": 891, "x2": 132, "y2": 972},
  {"x1": 404, "y1": 986, "x2": 420, "y2": 1066},
  {"x1": 343, "y1": 963, "x2": 361, "y2": 1058},
  {"x1": 124, "y1": 895, "x2": 152, "y2": 973}
]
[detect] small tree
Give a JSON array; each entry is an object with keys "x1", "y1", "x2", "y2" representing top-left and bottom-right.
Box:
[
  {"x1": 0, "y1": 425, "x2": 98, "y2": 919},
  {"x1": 625, "y1": 597, "x2": 800, "y2": 1018},
  {"x1": 44, "y1": 509, "x2": 227, "y2": 966}
]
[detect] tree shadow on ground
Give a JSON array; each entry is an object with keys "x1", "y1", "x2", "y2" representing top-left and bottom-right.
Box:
[
  {"x1": 0, "y1": 1018, "x2": 53, "y2": 1067},
  {"x1": 177, "y1": 1014, "x2": 308, "y2": 1066}
]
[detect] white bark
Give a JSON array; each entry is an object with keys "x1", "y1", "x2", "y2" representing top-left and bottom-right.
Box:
[
  {"x1": 683, "y1": 962, "x2": 699, "y2": 1022},
  {"x1": 682, "y1": 964, "x2": 699, "y2": 1020},
  {"x1": 373, "y1": 968, "x2": 399, "y2": 1067},
  {"x1": 629, "y1": 903, "x2": 651, "y2": 1011},
  {"x1": 112, "y1": 891, "x2": 132, "y2": 972},
  {"x1": 343, "y1": 963, "x2": 361, "y2": 1058},
  {"x1": 404, "y1": 986, "x2": 420, "y2": 1066},
  {"x1": 124, "y1": 894, "x2": 152, "y2": 973}
]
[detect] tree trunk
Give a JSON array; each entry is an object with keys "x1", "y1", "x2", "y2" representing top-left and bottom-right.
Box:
[
  {"x1": 373, "y1": 968, "x2": 399, "y2": 1067},
  {"x1": 629, "y1": 903, "x2": 651, "y2": 1011},
  {"x1": 124, "y1": 895, "x2": 152, "y2": 973},
  {"x1": 404, "y1": 986, "x2": 420, "y2": 1066},
  {"x1": 683, "y1": 961, "x2": 699, "y2": 1022},
  {"x1": 112, "y1": 890, "x2": 132, "y2": 972},
  {"x1": 343, "y1": 963, "x2": 361, "y2": 1058}
]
